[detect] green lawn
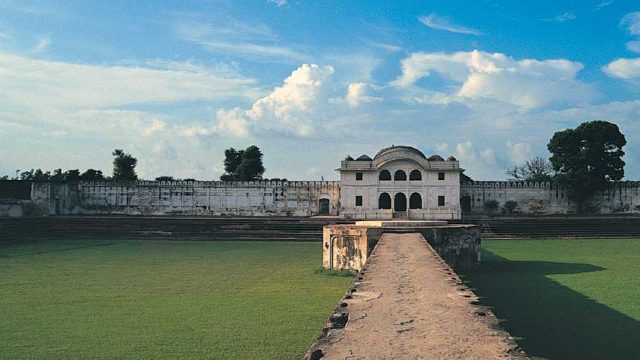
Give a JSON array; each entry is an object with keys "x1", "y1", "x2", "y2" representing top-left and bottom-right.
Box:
[
  {"x1": 461, "y1": 239, "x2": 640, "y2": 360},
  {"x1": 0, "y1": 240, "x2": 352, "y2": 359}
]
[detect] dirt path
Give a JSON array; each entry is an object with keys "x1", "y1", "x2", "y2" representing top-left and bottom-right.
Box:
[{"x1": 319, "y1": 233, "x2": 525, "y2": 360}]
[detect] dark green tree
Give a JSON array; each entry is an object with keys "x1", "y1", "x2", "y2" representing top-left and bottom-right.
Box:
[
  {"x1": 50, "y1": 169, "x2": 64, "y2": 182},
  {"x1": 64, "y1": 169, "x2": 82, "y2": 181},
  {"x1": 80, "y1": 169, "x2": 105, "y2": 180},
  {"x1": 112, "y1": 149, "x2": 138, "y2": 181},
  {"x1": 221, "y1": 145, "x2": 265, "y2": 181},
  {"x1": 155, "y1": 176, "x2": 175, "y2": 181},
  {"x1": 547, "y1": 120, "x2": 626, "y2": 213},
  {"x1": 505, "y1": 157, "x2": 553, "y2": 182}
]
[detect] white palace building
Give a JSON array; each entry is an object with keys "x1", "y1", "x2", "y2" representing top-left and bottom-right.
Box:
[{"x1": 338, "y1": 145, "x2": 462, "y2": 220}]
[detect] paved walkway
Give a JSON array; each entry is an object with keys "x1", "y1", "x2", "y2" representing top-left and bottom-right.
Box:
[{"x1": 321, "y1": 233, "x2": 524, "y2": 360}]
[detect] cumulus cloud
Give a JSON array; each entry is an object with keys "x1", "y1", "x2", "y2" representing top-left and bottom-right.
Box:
[
  {"x1": 214, "y1": 63, "x2": 335, "y2": 137},
  {"x1": 454, "y1": 141, "x2": 502, "y2": 179},
  {"x1": 392, "y1": 50, "x2": 594, "y2": 109},
  {"x1": 506, "y1": 141, "x2": 532, "y2": 164},
  {"x1": 603, "y1": 58, "x2": 640, "y2": 79},
  {"x1": 418, "y1": 14, "x2": 481, "y2": 35},
  {"x1": 345, "y1": 83, "x2": 382, "y2": 108}
]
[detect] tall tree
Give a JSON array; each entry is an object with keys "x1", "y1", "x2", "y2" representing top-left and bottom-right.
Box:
[
  {"x1": 547, "y1": 120, "x2": 626, "y2": 213},
  {"x1": 220, "y1": 145, "x2": 266, "y2": 181},
  {"x1": 63, "y1": 169, "x2": 82, "y2": 181},
  {"x1": 112, "y1": 149, "x2": 138, "y2": 181},
  {"x1": 80, "y1": 169, "x2": 105, "y2": 180},
  {"x1": 505, "y1": 157, "x2": 553, "y2": 182}
]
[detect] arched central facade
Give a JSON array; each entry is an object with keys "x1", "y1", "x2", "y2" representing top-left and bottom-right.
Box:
[{"x1": 338, "y1": 145, "x2": 461, "y2": 220}]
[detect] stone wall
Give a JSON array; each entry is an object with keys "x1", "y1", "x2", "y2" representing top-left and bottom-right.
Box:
[
  {"x1": 460, "y1": 181, "x2": 640, "y2": 215},
  {"x1": 12, "y1": 180, "x2": 341, "y2": 217},
  {"x1": 3, "y1": 179, "x2": 640, "y2": 217}
]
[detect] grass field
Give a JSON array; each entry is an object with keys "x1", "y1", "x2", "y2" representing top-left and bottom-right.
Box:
[
  {"x1": 0, "y1": 239, "x2": 352, "y2": 359},
  {"x1": 462, "y1": 239, "x2": 640, "y2": 360}
]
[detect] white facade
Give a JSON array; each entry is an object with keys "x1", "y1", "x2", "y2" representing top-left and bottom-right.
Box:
[{"x1": 339, "y1": 146, "x2": 462, "y2": 220}]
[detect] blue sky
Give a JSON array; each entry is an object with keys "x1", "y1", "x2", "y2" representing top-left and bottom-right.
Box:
[{"x1": 1, "y1": 0, "x2": 640, "y2": 180}]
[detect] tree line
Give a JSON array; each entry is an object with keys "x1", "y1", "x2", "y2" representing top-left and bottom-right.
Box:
[{"x1": 1, "y1": 146, "x2": 273, "y2": 182}]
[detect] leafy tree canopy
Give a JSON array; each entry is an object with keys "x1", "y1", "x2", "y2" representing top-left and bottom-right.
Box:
[
  {"x1": 80, "y1": 169, "x2": 105, "y2": 181},
  {"x1": 112, "y1": 149, "x2": 138, "y2": 181},
  {"x1": 221, "y1": 145, "x2": 266, "y2": 181},
  {"x1": 547, "y1": 120, "x2": 626, "y2": 212}
]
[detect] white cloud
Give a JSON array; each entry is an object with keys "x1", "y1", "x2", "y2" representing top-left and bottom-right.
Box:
[
  {"x1": 267, "y1": 0, "x2": 288, "y2": 7},
  {"x1": 393, "y1": 50, "x2": 594, "y2": 109},
  {"x1": 0, "y1": 51, "x2": 258, "y2": 113},
  {"x1": 454, "y1": 141, "x2": 502, "y2": 179},
  {"x1": 621, "y1": 12, "x2": 640, "y2": 53},
  {"x1": 418, "y1": 14, "x2": 481, "y2": 35},
  {"x1": 214, "y1": 63, "x2": 335, "y2": 137},
  {"x1": 506, "y1": 141, "x2": 532, "y2": 164},
  {"x1": 596, "y1": 0, "x2": 615, "y2": 9},
  {"x1": 541, "y1": 13, "x2": 576, "y2": 23},
  {"x1": 345, "y1": 83, "x2": 382, "y2": 108},
  {"x1": 603, "y1": 58, "x2": 640, "y2": 79},
  {"x1": 194, "y1": 40, "x2": 305, "y2": 61},
  {"x1": 31, "y1": 34, "x2": 50, "y2": 53}
]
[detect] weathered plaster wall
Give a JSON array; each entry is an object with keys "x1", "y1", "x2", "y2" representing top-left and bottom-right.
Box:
[
  {"x1": 322, "y1": 224, "x2": 479, "y2": 271},
  {"x1": 30, "y1": 180, "x2": 341, "y2": 217},
  {"x1": 461, "y1": 181, "x2": 640, "y2": 215}
]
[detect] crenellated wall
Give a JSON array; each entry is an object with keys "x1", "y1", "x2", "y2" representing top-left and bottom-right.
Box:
[
  {"x1": 38, "y1": 180, "x2": 341, "y2": 217},
  {"x1": 3, "y1": 179, "x2": 640, "y2": 217},
  {"x1": 460, "y1": 181, "x2": 640, "y2": 215}
]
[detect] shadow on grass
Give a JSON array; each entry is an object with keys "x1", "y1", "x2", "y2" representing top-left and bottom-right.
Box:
[{"x1": 461, "y1": 251, "x2": 640, "y2": 360}]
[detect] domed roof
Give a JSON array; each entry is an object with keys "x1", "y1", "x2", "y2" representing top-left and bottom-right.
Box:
[
  {"x1": 373, "y1": 145, "x2": 427, "y2": 160},
  {"x1": 446, "y1": 155, "x2": 457, "y2": 161},
  {"x1": 428, "y1": 155, "x2": 445, "y2": 161},
  {"x1": 356, "y1": 154, "x2": 373, "y2": 161},
  {"x1": 344, "y1": 155, "x2": 354, "y2": 161}
]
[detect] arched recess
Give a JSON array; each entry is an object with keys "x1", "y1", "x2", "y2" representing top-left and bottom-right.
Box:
[
  {"x1": 394, "y1": 170, "x2": 407, "y2": 181},
  {"x1": 409, "y1": 170, "x2": 422, "y2": 181},
  {"x1": 409, "y1": 193, "x2": 422, "y2": 209},
  {"x1": 379, "y1": 170, "x2": 391, "y2": 181},
  {"x1": 318, "y1": 198, "x2": 330, "y2": 215},
  {"x1": 394, "y1": 193, "x2": 407, "y2": 212},
  {"x1": 378, "y1": 193, "x2": 391, "y2": 209}
]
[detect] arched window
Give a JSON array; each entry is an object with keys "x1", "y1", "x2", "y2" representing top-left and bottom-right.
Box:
[
  {"x1": 394, "y1": 193, "x2": 407, "y2": 211},
  {"x1": 394, "y1": 170, "x2": 407, "y2": 181},
  {"x1": 378, "y1": 193, "x2": 391, "y2": 209},
  {"x1": 409, "y1": 193, "x2": 422, "y2": 209},
  {"x1": 409, "y1": 170, "x2": 422, "y2": 181},
  {"x1": 379, "y1": 170, "x2": 391, "y2": 181}
]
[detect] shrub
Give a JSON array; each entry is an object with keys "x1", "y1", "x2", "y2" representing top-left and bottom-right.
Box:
[
  {"x1": 484, "y1": 200, "x2": 499, "y2": 212},
  {"x1": 504, "y1": 200, "x2": 518, "y2": 214}
]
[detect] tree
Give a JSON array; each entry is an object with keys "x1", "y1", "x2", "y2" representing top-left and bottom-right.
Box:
[
  {"x1": 155, "y1": 176, "x2": 175, "y2": 181},
  {"x1": 64, "y1": 169, "x2": 81, "y2": 181},
  {"x1": 50, "y1": 169, "x2": 64, "y2": 182},
  {"x1": 220, "y1": 145, "x2": 266, "y2": 181},
  {"x1": 80, "y1": 169, "x2": 105, "y2": 180},
  {"x1": 506, "y1": 157, "x2": 553, "y2": 182},
  {"x1": 503, "y1": 200, "x2": 518, "y2": 215},
  {"x1": 547, "y1": 120, "x2": 626, "y2": 213},
  {"x1": 112, "y1": 149, "x2": 138, "y2": 181},
  {"x1": 484, "y1": 200, "x2": 499, "y2": 213}
]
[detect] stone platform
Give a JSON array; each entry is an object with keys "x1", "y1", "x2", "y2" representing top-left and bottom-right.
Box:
[
  {"x1": 323, "y1": 221, "x2": 480, "y2": 271},
  {"x1": 308, "y1": 233, "x2": 525, "y2": 359}
]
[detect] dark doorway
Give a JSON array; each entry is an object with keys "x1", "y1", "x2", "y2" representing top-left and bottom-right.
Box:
[
  {"x1": 461, "y1": 196, "x2": 472, "y2": 214},
  {"x1": 319, "y1": 198, "x2": 330, "y2": 215},
  {"x1": 378, "y1": 193, "x2": 391, "y2": 209},
  {"x1": 409, "y1": 193, "x2": 422, "y2": 209},
  {"x1": 394, "y1": 193, "x2": 407, "y2": 212}
]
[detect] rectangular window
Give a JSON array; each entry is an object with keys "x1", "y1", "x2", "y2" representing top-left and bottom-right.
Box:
[
  {"x1": 438, "y1": 196, "x2": 445, "y2": 206},
  {"x1": 355, "y1": 196, "x2": 363, "y2": 206},
  {"x1": 355, "y1": 172, "x2": 363, "y2": 181},
  {"x1": 438, "y1": 172, "x2": 445, "y2": 180}
]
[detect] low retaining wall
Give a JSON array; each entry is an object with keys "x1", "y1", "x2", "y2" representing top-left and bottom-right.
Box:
[{"x1": 322, "y1": 223, "x2": 480, "y2": 271}]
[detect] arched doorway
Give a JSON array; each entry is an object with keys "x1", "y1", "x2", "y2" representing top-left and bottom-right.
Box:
[
  {"x1": 409, "y1": 193, "x2": 422, "y2": 209},
  {"x1": 319, "y1": 198, "x2": 330, "y2": 215},
  {"x1": 378, "y1": 193, "x2": 391, "y2": 209},
  {"x1": 394, "y1": 193, "x2": 407, "y2": 212}
]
